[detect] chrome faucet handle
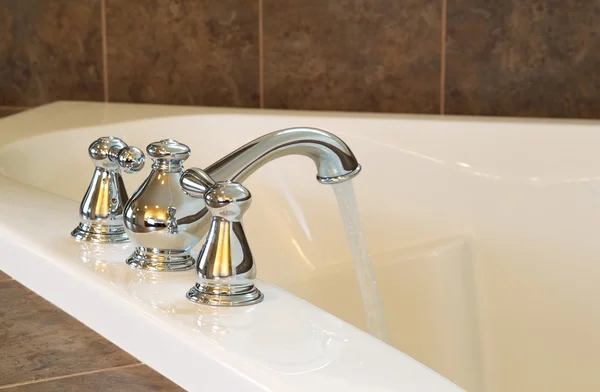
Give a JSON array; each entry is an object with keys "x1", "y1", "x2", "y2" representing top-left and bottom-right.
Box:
[
  {"x1": 71, "y1": 137, "x2": 145, "y2": 243},
  {"x1": 110, "y1": 145, "x2": 146, "y2": 174},
  {"x1": 186, "y1": 181, "x2": 264, "y2": 307},
  {"x1": 180, "y1": 167, "x2": 216, "y2": 198},
  {"x1": 88, "y1": 136, "x2": 145, "y2": 173}
]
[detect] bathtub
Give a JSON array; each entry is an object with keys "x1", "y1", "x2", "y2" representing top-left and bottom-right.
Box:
[{"x1": 1, "y1": 102, "x2": 598, "y2": 391}]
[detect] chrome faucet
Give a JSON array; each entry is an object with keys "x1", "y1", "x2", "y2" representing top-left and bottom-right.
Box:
[
  {"x1": 72, "y1": 137, "x2": 145, "y2": 243},
  {"x1": 184, "y1": 127, "x2": 361, "y2": 186},
  {"x1": 121, "y1": 128, "x2": 361, "y2": 273},
  {"x1": 179, "y1": 127, "x2": 361, "y2": 305}
]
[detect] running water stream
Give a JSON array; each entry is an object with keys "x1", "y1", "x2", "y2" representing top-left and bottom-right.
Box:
[{"x1": 333, "y1": 181, "x2": 389, "y2": 342}]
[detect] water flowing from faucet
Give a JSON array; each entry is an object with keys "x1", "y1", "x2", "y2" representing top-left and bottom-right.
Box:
[{"x1": 333, "y1": 181, "x2": 388, "y2": 342}]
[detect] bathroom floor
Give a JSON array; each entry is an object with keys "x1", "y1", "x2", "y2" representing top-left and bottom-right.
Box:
[{"x1": 0, "y1": 269, "x2": 182, "y2": 391}]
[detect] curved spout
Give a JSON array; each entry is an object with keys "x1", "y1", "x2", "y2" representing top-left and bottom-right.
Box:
[{"x1": 201, "y1": 127, "x2": 361, "y2": 184}]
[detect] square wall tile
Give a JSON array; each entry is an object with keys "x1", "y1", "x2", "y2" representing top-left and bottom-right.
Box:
[
  {"x1": 263, "y1": 0, "x2": 442, "y2": 113},
  {"x1": 446, "y1": 0, "x2": 600, "y2": 118},
  {"x1": 106, "y1": 0, "x2": 260, "y2": 107},
  {"x1": 0, "y1": 0, "x2": 104, "y2": 106}
]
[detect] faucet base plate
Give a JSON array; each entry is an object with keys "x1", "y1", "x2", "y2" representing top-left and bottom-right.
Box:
[
  {"x1": 126, "y1": 247, "x2": 195, "y2": 272},
  {"x1": 71, "y1": 223, "x2": 129, "y2": 244},
  {"x1": 186, "y1": 284, "x2": 264, "y2": 307}
]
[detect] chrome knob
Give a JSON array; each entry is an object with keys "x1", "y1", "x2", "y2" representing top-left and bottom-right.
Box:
[
  {"x1": 147, "y1": 139, "x2": 191, "y2": 171},
  {"x1": 88, "y1": 136, "x2": 145, "y2": 172},
  {"x1": 186, "y1": 181, "x2": 263, "y2": 307},
  {"x1": 112, "y1": 146, "x2": 145, "y2": 174},
  {"x1": 180, "y1": 167, "x2": 215, "y2": 197},
  {"x1": 88, "y1": 136, "x2": 127, "y2": 162},
  {"x1": 71, "y1": 137, "x2": 145, "y2": 243},
  {"x1": 204, "y1": 181, "x2": 251, "y2": 218}
]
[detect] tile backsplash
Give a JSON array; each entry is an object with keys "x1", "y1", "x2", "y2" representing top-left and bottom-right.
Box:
[
  {"x1": 446, "y1": 0, "x2": 600, "y2": 118},
  {"x1": 1, "y1": 0, "x2": 599, "y2": 118},
  {"x1": 106, "y1": 0, "x2": 260, "y2": 107},
  {"x1": 1, "y1": 0, "x2": 104, "y2": 106},
  {"x1": 262, "y1": 0, "x2": 441, "y2": 113}
]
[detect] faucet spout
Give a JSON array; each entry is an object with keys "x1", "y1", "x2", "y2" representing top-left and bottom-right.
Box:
[{"x1": 203, "y1": 127, "x2": 361, "y2": 184}]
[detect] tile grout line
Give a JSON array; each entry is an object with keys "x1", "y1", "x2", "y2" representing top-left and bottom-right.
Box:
[
  {"x1": 0, "y1": 363, "x2": 143, "y2": 390},
  {"x1": 258, "y1": 0, "x2": 264, "y2": 109},
  {"x1": 101, "y1": 0, "x2": 109, "y2": 102},
  {"x1": 440, "y1": 0, "x2": 448, "y2": 115}
]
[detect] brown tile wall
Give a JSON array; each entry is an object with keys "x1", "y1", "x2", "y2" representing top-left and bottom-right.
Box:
[{"x1": 1, "y1": 0, "x2": 600, "y2": 118}]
